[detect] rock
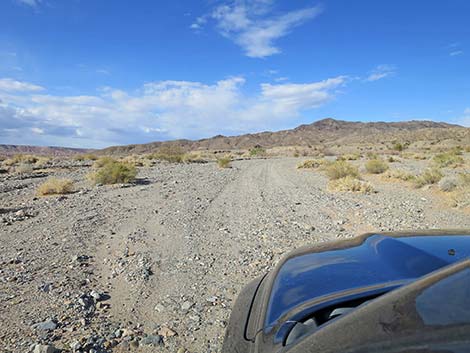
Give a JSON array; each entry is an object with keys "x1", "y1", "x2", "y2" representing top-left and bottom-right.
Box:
[
  {"x1": 33, "y1": 344, "x2": 57, "y2": 353},
  {"x1": 140, "y1": 335, "x2": 163, "y2": 346},
  {"x1": 31, "y1": 319, "x2": 57, "y2": 331},
  {"x1": 154, "y1": 303, "x2": 164, "y2": 312},
  {"x1": 158, "y1": 326, "x2": 177, "y2": 337},
  {"x1": 70, "y1": 341, "x2": 81, "y2": 351},
  {"x1": 181, "y1": 301, "x2": 192, "y2": 311},
  {"x1": 90, "y1": 290, "x2": 103, "y2": 301}
]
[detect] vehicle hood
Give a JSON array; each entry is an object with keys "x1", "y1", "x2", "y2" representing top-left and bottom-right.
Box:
[{"x1": 265, "y1": 232, "x2": 470, "y2": 328}]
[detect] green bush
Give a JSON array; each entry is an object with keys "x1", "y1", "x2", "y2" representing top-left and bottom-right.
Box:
[
  {"x1": 93, "y1": 156, "x2": 116, "y2": 168},
  {"x1": 324, "y1": 161, "x2": 359, "y2": 180},
  {"x1": 74, "y1": 153, "x2": 98, "y2": 161},
  {"x1": 381, "y1": 169, "x2": 415, "y2": 182},
  {"x1": 365, "y1": 159, "x2": 389, "y2": 174},
  {"x1": 217, "y1": 156, "x2": 231, "y2": 168},
  {"x1": 249, "y1": 146, "x2": 265, "y2": 157},
  {"x1": 89, "y1": 161, "x2": 137, "y2": 184},
  {"x1": 149, "y1": 145, "x2": 186, "y2": 163},
  {"x1": 432, "y1": 152, "x2": 464, "y2": 168},
  {"x1": 413, "y1": 168, "x2": 443, "y2": 188},
  {"x1": 392, "y1": 142, "x2": 404, "y2": 152}
]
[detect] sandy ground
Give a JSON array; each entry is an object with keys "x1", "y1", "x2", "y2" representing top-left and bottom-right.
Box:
[{"x1": 1, "y1": 158, "x2": 469, "y2": 353}]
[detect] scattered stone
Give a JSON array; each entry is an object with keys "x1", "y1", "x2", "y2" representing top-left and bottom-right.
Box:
[
  {"x1": 181, "y1": 301, "x2": 192, "y2": 311},
  {"x1": 158, "y1": 326, "x2": 177, "y2": 337},
  {"x1": 33, "y1": 344, "x2": 57, "y2": 353},
  {"x1": 140, "y1": 335, "x2": 163, "y2": 346},
  {"x1": 31, "y1": 319, "x2": 57, "y2": 331}
]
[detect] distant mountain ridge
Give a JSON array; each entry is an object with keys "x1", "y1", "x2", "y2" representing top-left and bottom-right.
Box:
[
  {"x1": 1, "y1": 118, "x2": 468, "y2": 156},
  {"x1": 101, "y1": 118, "x2": 468, "y2": 154},
  {"x1": 0, "y1": 144, "x2": 91, "y2": 157}
]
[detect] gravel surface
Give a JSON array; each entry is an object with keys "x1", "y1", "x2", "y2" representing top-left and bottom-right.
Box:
[{"x1": 1, "y1": 157, "x2": 469, "y2": 352}]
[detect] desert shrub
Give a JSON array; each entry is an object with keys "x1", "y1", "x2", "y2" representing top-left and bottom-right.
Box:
[
  {"x1": 381, "y1": 169, "x2": 415, "y2": 182},
  {"x1": 324, "y1": 161, "x2": 359, "y2": 180},
  {"x1": 15, "y1": 163, "x2": 34, "y2": 174},
  {"x1": 413, "y1": 154, "x2": 428, "y2": 160},
  {"x1": 338, "y1": 153, "x2": 360, "y2": 161},
  {"x1": 182, "y1": 152, "x2": 206, "y2": 163},
  {"x1": 74, "y1": 153, "x2": 98, "y2": 161},
  {"x1": 89, "y1": 161, "x2": 137, "y2": 185},
  {"x1": 34, "y1": 156, "x2": 51, "y2": 167},
  {"x1": 366, "y1": 152, "x2": 378, "y2": 160},
  {"x1": 413, "y1": 168, "x2": 443, "y2": 188},
  {"x1": 450, "y1": 175, "x2": 470, "y2": 208},
  {"x1": 432, "y1": 152, "x2": 464, "y2": 168},
  {"x1": 328, "y1": 176, "x2": 374, "y2": 193},
  {"x1": 438, "y1": 177, "x2": 459, "y2": 192},
  {"x1": 387, "y1": 156, "x2": 399, "y2": 163},
  {"x1": 93, "y1": 156, "x2": 116, "y2": 168},
  {"x1": 249, "y1": 146, "x2": 266, "y2": 157},
  {"x1": 297, "y1": 159, "x2": 325, "y2": 169},
  {"x1": 458, "y1": 172, "x2": 470, "y2": 186},
  {"x1": 217, "y1": 156, "x2": 231, "y2": 168},
  {"x1": 37, "y1": 178, "x2": 74, "y2": 196},
  {"x1": 392, "y1": 142, "x2": 404, "y2": 152},
  {"x1": 465, "y1": 146, "x2": 470, "y2": 153},
  {"x1": 149, "y1": 146, "x2": 186, "y2": 163},
  {"x1": 365, "y1": 159, "x2": 389, "y2": 174},
  {"x1": 3, "y1": 154, "x2": 38, "y2": 166}
]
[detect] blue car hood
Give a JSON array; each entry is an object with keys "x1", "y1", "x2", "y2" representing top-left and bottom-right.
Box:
[{"x1": 266, "y1": 233, "x2": 470, "y2": 327}]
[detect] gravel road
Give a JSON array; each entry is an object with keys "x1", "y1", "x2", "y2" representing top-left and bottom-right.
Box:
[{"x1": 1, "y1": 158, "x2": 469, "y2": 353}]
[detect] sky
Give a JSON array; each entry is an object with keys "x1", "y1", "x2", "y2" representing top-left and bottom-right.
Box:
[{"x1": 0, "y1": 0, "x2": 469, "y2": 148}]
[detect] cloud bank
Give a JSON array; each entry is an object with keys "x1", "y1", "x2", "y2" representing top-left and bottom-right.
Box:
[{"x1": 0, "y1": 75, "x2": 347, "y2": 148}]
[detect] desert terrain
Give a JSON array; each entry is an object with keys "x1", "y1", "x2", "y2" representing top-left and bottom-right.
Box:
[{"x1": 1, "y1": 120, "x2": 470, "y2": 353}]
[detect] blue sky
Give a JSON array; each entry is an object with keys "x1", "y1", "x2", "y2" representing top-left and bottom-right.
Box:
[{"x1": 0, "y1": 0, "x2": 469, "y2": 148}]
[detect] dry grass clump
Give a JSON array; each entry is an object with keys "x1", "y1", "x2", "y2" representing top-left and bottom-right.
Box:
[
  {"x1": 381, "y1": 169, "x2": 415, "y2": 182},
  {"x1": 365, "y1": 159, "x2": 389, "y2": 174},
  {"x1": 338, "y1": 153, "x2": 361, "y2": 161},
  {"x1": 324, "y1": 160, "x2": 360, "y2": 180},
  {"x1": 328, "y1": 176, "x2": 374, "y2": 193},
  {"x1": 297, "y1": 159, "x2": 325, "y2": 169},
  {"x1": 217, "y1": 156, "x2": 231, "y2": 168},
  {"x1": 432, "y1": 151, "x2": 464, "y2": 168},
  {"x1": 413, "y1": 168, "x2": 443, "y2": 188},
  {"x1": 37, "y1": 178, "x2": 74, "y2": 196},
  {"x1": 15, "y1": 163, "x2": 34, "y2": 174},
  {"x1": 89, "y1": 160, "x2": 137, "y2": 185},
  {"x1": 438, "y1": 177, "x2": 458, "y2": 192},
  {"x1": 449, "y1": 173, "x2": 470, "y2": 208},
  {"x1": 3, "y1": 154, "x2": 39, "y2": 166}
]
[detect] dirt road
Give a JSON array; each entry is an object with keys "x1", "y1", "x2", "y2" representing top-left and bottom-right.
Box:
[{"x1": 1, "y1": 158, "x2": 469, "y2": 352}]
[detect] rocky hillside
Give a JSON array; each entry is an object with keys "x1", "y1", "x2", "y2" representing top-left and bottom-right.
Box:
[
  {"x1": 101, "y1": 118, "x2": 469, "y2": 154},
  {"x1": 0, "y1": 144, "x2": 91, "y2": 157}
]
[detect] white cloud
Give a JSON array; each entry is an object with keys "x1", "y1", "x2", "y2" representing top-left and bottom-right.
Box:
[
  {"x1": 0, "y1": 75, "x2": 345, "y2": 148},
  {"x1": 193, "y1": 2, "x2": 322, "y2": 58},
  {"x1": 365, "y1": 65, "x2": 396, "y2": 82},
  {"x1": 0, "y1": 78, "x2": 45, "y2": 92},
  {"x1": 16, "y1": 0, "x2": 41, "y2": 7},
  {"x1": 450, "y1": 50, "x2": 463, "y2": 57}
]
